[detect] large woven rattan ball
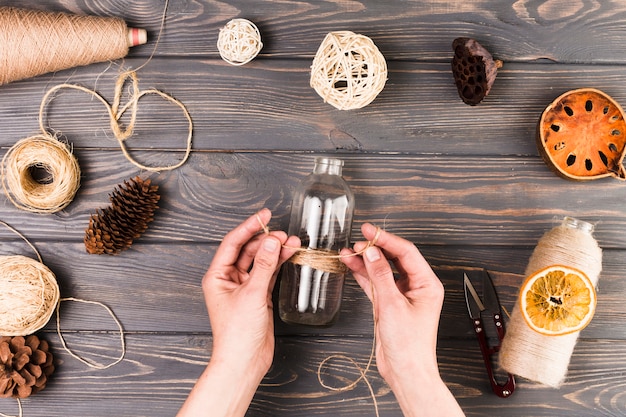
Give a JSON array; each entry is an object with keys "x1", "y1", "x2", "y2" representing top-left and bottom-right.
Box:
[
  {"x1": 217, "y1": 18, "x2": 263, "y2": 66},
  {"x1": 310, "y1": 31, "x2": 387, "y2": 110}
]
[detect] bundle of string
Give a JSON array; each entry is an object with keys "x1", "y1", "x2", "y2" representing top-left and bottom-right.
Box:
[
  {"x1": 258, "y1": 215, "x2": 381, "y2": 416},
  {"x1": 1, "y1": 0, "x2": 192, "y2": 214},
  {"x1": 0, "y1": 220, "x2": 125, "y2": 417},
  {"x1": 1, "y1": 135, "x2": 80, "y2": 214}
]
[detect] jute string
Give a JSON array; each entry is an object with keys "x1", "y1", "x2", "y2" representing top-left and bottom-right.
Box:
[
  {"x1": 499, "y1": 218, "x2": 602, "y2": 388},
  {"x1": 0, "y1": 7, "x2": 130, "y2": 86},
  {"x1": 0, "y1": 220, "x2": 125, "y2": 417},
  {"x1": 257, "y1": 215, "x2": 381, "y2": 416},
  {"x1": 1, "y1": 0, "x2": 192, "y2": 214}
]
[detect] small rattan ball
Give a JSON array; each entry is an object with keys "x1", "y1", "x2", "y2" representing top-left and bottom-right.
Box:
[
  {"x1": 217, "y1": 18, "x2": 263, "y2": 66},
  {"x1": 310, "y1": 31, "x2": 387, "y2": 110}
]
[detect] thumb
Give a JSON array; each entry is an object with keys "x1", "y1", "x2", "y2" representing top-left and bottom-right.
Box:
[
  {"x1": 362, "y1": 245, "x2": 399, "y2": 305},
  {"x1": 248, "y1": 236, "x2": 282, "y2": 292}
]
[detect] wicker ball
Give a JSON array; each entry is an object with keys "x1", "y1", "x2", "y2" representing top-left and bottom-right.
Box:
[
  {"x1": 310, "y1": 31, "x2": 387, "y2": 110},
  {"x1": 217, "y1": 18, "x2": 263, "y2": 66}
]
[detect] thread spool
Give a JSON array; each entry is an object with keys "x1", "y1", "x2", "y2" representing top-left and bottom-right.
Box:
[
  {"x1": 1, "y1": 134, "x2": 81, "y2": 214},
  {"x1": 0, "y1": 7, "x2": 147, "y2": 86},
  {"x1": 499, "y1": 217, "x2": 602, "y2": 387}
]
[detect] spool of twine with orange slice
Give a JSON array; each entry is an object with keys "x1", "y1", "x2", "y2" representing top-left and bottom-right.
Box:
[{"x1": 499, "y1": 217, "x2": 602, "y2": 388}]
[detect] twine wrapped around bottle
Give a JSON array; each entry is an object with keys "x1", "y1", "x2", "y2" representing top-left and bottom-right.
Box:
[
  {"x1": 499, "y1": 218, "x2": 602, "y2": 388},
  {"x1": 0, "y1": 7, "x2": 146, "y2": 86}
]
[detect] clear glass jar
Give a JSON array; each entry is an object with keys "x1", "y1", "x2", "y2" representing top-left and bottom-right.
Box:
[{"x1": 278, "y1": 157, "x2": 355, "y2": 326}]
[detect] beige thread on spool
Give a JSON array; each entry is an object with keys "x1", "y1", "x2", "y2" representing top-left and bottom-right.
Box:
[
  {"x1": 0, "y1": 7, "x2": 147, "y2": 86},
  {"x1": 257, "y1": 214, "x2": 381, "y2": 416}
]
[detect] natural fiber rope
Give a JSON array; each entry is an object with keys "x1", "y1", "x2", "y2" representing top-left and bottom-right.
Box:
[
  {"x1": 37, "y1": 68, "x2": 193, "y2": 172},
  {"x1": 0, "y1": 220, "x2": 126, "y2": 367},
  {"x1": 217, "y1": 18, "x2": 263, "y2": 66},
  {"x1": 499, "y1": 218, "x2": 602, "y2": 388},
  {"x1": 0, "y1": 7, "x2": 129, "y2": 86},
  {"x1": 1, "y1": 134, "x2": 81, "y2": 214},
  {"x1": 257, "y1": 214, "x2": 380, "y2": 416},
  {"x1": 310, "y1": 31, "x2": 387, "y2": 110}
]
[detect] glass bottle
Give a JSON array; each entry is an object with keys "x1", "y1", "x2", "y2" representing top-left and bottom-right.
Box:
[{"x1": 278, "y1": 157, "x2": 355, "y2": 326}]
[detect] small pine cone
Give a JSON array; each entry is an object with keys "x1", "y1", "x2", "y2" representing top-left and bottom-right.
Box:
[
  {"x1": 84, "y1": 176, "x2": 160, "y2": 255},
  {"x1": 0, "y1": 335, "x2": 55, "y2": 399}
]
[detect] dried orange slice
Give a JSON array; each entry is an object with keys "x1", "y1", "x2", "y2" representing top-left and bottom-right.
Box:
[
  {"x1": 520, "y1": 265, "x2": 596, "y2": 336},
  {"x1": 537, "y1": 88, "x2": 626, "y2": 180}
]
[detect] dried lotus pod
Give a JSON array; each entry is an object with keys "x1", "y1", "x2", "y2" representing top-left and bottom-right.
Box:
[
  {"x1": 537, "y1": 88, "x2": 626, "y2": 180},
  {"x1": 451, "y1": 37, "x2": 502, "y2": 105}
]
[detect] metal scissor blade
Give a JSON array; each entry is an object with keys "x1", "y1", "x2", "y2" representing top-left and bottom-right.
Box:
[
  {"x1": 464, "y1": 273, "x2": 485, "y2": 319},
  {"x1": 481, "y1": 271, "x2": 502, "y2": 314}
]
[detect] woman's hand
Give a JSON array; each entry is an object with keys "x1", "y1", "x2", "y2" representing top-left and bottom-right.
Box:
[
  {"x1": 177, "y1": 208, "x2": 299, "y2": 417},
  {"x1": 341, "y1": 223, "x2": 464, "y2": 417}
]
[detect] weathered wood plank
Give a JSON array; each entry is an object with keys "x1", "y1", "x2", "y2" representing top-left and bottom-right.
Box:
[
  {"x1": 3, "y1": 60, "x2": 626, "y2": 156},
  {"x1": 5, "y1": 0, "x2": 626, "y2": 64},
  {"x1": 0, "y1": 334, "x2": 622, "y2": 417},
  {"x1": 6, "y1": 241, "x2": 621, "y2": 340},
  {"x1": 0, "y1": 152, "x2": 624, "y2": 247}
]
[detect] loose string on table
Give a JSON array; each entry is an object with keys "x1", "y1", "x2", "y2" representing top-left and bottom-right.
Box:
[
  {"x1": 0, "y1": 220, "x2": 126, "y2": 417},
  {"x1": 257, "y1": 214, "x2": 381, "y2": 417},
  {"x1": 1, "y1": 0, "x2": 192, "y2": 215}
]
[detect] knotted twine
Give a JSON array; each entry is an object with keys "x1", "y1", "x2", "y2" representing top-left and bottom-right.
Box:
[
  {"x1": 257, "y1": 215, "x2": 381, "y2": 416},
  {"x1": 0, "y1": 220, "x2": 125, "y2": 417},
  {"x1": 499, "y1": 217, "x2": 602, "y2": 388},
  {"x1": 1, "y1": 0, "x2": 192, "y2": 214}
]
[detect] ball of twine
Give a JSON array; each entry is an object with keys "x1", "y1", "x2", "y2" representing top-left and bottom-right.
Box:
[
  {"x1": 310, "y1": 31, "x2": 388, "y2": 110},
  {"x1": 1, "y1": 134, "x2": 81, "y2": 214},
  {"x1": 0, "y1": 254, "x2": 60, "y2": 336},
  {"x1": 217, "y1": 18, "x2": 263, "y2": 66}
]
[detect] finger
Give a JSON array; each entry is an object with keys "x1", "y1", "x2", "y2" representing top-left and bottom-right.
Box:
[
  {"x1": 340, "y1": 248, "x2": 374, "y2": 301},
  {"x1": 236, "y1": 230, "x2": 288, "y2": 273},
  {"x1": 212, "y1": 208, "x2": 271, "y2": 269},
  {"x1": 361, "y1": 245, "x2": 401, "y2": 305},
  {"x1": 360, "y1": 223, "x2": 432, "y2": 280},
  {"x1": 247, "y1": 235, "x2": 282, "y2": 293}
]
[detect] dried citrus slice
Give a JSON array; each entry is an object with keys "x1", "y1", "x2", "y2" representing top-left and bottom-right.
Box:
[
  {"x1": 520, "y1": 265, "x2": 597, "y2": 336},
  {"x1": 537, "y1": 88, "x2": 626, "y2": 180}
]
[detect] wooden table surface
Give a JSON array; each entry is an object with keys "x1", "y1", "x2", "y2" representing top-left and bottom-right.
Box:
[{"x1": 1, "y1": 1, "x2": 626, "y2": 416}]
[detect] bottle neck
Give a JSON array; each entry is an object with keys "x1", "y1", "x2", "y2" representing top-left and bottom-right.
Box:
[
  {"x1": 313, "y1": 157, "x2": 343, "y2": 176},
  {"x1": 562, "y1": 216, "x2": 594, "y2": 234}
]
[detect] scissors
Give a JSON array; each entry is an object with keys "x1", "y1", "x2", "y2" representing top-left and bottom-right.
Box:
[{"x1": 463, "y1": 272, "x2": 516, "y2": 398}]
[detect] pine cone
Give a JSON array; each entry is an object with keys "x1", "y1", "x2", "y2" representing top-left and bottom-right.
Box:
[
  {"x1": 0, "y1": 335, "x2": 54, "y2": 399},
  {"x1": 84, "y1": 176, "x2": 160, "y2": 255}
]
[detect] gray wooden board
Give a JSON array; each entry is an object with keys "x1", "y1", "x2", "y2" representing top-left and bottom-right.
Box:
[
  {"x1": 1, "y1": 0, "x2": 626, "y2": 416},
  {"x1": 2, "y1": 60, "x2": 626, "y2": 156},
  {"x1": 4, "y1": 0, "x2": 626, "y2": 64},
  {"x1": 0, "y1": 335, "x2": 624, "y2": 417}
]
